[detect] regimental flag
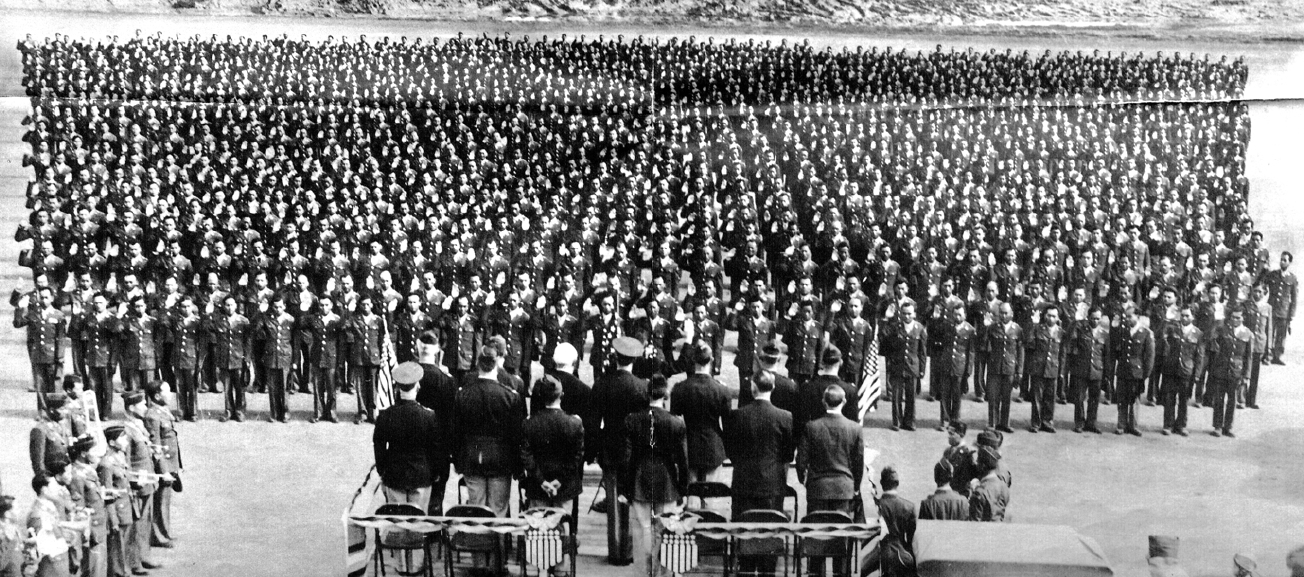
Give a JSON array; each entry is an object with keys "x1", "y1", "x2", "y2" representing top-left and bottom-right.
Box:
[
  {"x1": 858, "y1": 334, "x2": 882, "y2": 424},
  {"x1": 376, "y1": 326, "x2": 398, "y2": 411}
]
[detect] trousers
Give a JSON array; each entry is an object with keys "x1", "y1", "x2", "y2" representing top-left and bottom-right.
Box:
[
  {"x1": 1161, "y1": 375, "x2": 1192, "y2": 431},
  {"x1": 985, "y1": 373, "x2": 1014, "y2": 428},
  {"x1": 1029, "y1": 376, "x2": 1057, "y2": 428},
  {"x1": 1070, "y1": 376, "x2": 1101, "y2": 429}
]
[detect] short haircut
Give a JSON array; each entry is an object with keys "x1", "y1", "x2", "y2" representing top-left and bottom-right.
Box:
[
  {"x1": 822, "y1": 385, "x2": 846, "y2": 409},
  {"x1": 934, "y1": 460, "x2": 954, "y2": 486},
  {"x1": 753, "y1": 371, "x2": 775, "y2": 394},
  {"x1": 648, "y1": 373, "x2": 669, "y2": 401}
]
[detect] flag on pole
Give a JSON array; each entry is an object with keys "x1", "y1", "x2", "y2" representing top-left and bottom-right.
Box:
[
  {"x1": 857, "y1": 334, "x2": 881, "y2": 424},
  {"x1": 376, "y1": 326, "x2": 398, "y2": 411}
]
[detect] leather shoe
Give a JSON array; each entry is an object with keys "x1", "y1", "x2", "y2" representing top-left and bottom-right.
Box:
[
  {"x1": 889, "y1": 425, "x2": 900, "y2": 432},
  {"x1": 1210, "y1": 430, "x2": 1222, "y2": 437},
  {"x1": 996, "y1": 425, "x2": 1015, "y2": 434},
  {"x1": 1127, "y1": 428, "x2": 1142, "y2": 437},
  {"x1": 1247, "y1": 404, "x2": 1260, "y2": 410},
  {"x1": 1160, "y1": 429, "x2": 1170, "y2": 436},
  {"x1": 1085, "y1": 426, "x2": 1102, "y2": 434},
  {"x1": 902, "y1": 425, "x2": 916, "y2": 432},
  {"x1": 325, "y1": 415, "x2": 339, "y2": 423},
  {"x1": 132, "y1": 570, "x2": 149, "y2": 576},
  {"x1": 973, "y1": 396, "x2": 985, "y2": 404},
  {"x1": 1115, "y1": 428, "x2": 1124, "y2": 435},
  {"x1": 1176, "y1": 429, "x2": 1189, "y2": 437},
  {"x1": 142, "y1": 561, "x2": 162, "y2": 569},
  {"x1": 1222, "y1": 430, "x2": 1236, "y2": 438},
  {"x1": 153, "y1": 541, "x2": 175, "y2": 549},
  {"x1": 1039, "y1": 425, "x2": 1056, "y2": 434},
  {"x1": 1272, "y1": 358, "x2": 1286, "y2": 365},
  {"x1": 1026, "y1": 426, "x2": 1039, "y2": 433},
  {"x1": 1072, "y1": 426, "x2": 1083, "y2": 433},
  {"x1": 233, "y1": 413, "x2": 245, "y2": 423}
]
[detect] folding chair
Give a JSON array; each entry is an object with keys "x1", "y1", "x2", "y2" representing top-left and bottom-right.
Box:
[
  {"x1": 443, "y1": 504, "x2": 506, "y2": 577},
  {"x1": 731, "y1": 509, "x2": 791, "y2": 577},
  {"x1": 795, "y1": 511, "x2": 854, "y2": 577},
  {"x1": 517, "y1": 508, "x2": 578, "y2": 577},
  {"x1": 685, "y1": 481, "x2": 732, "y2": 511},
  {"x1": 684, "y1": 509, "x2": 731, "y2": 577},
  {"x1": 372, "y1": 503, "x2": 436, "y2": 577}
]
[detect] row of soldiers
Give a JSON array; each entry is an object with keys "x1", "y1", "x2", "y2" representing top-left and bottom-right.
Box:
[{"x1": 19, "y1": 381, "x2": 182, "y2": 577}]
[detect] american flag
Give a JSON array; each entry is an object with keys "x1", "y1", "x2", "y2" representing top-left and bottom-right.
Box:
[
  {"x1": 375, "y1": 325, "x2": 398, "y2": 411},
  {"x1": 857, "y1": 333, "x2": 881, "y2": 424}
]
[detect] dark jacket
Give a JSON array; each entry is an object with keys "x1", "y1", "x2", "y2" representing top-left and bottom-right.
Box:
[
  {"x1": 919, "y1": 488, "x2": 970, "y2": 521},
  {"x1": 794, "y1": 374, "x2": 860, "y2": 440},
  {"x1": 969, "y1": 471, "x2": 1010, "y2": 522},
  {"x1": 797, "y1": 412, "x2": 864, "y2": 501},
  {"x1": 725, "y1": 400, "x2": 794, "y2": 498},
  {"x1": 669, "y1": 373, "x2": 732, "y2": 472},
  {"x1": 453, "y1": 377, "x2": 526, "y2": 477},
  {"x1": 520, "y1": 408, "x2": 586, "y2": 502},
  {"x1": 587, "y1": 369, "x2": 649, "y2": 467},
  {"x1": 373, "y1": 399, "x2": 443, "y2": 491},
  {"x1": 877, "y1": 492, "x2": 917, "y2": 547},
  {"x1": 621, "y1": 406, "x2": 689, "y2": 503}
]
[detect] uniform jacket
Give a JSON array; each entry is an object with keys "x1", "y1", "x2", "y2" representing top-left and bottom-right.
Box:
[
  {"x1": 1115, "y1": 325, "x2": 1156, "y2": 380},
  {"x1": 118, "y1": 313, "x2": 160, "y2": 371},
  {"x1": 1207, "y1": 324, "x2": 1255, "y2": 383},
  {"x1": 520, "y1": 408, "x2": 586, "y2": 502},
  {"x1": 877, "y1": 492, "x2": 917, "y2": 547},
  {"x1": 392, "y1": 312, "x2": 432, "y2": 363},
  {"x1": 734, "y1": 313, "x2": 776, "y2": 371},
  {"x1": 797, "y1": 412, "x2": 864, "y2": 501},
  {"x1": 882, "y1": 319, "x2": 928, "y2": 379},
  {"x1": 348, "y1": 313, "x2": 386, "y2": 367},
  {"x1": 830, "y1": 316, "x2": 874, "y2": 363},
  {"x1": 1067, "y1": 321, "x2": 1112, "y2": 381},
  {"x1": 1263, "y1": 269, "x2": 1297, "y2": 319},
  {"x1": 453, "y1": 377, "x2": 526, "y2": 477},
  {"x1": 794, "y1": 374, "x2": 860, "y2": 438},
  {"x1": 586, "y1": 369, "x2": 649, "y2": 466},
  {"x1": 933, "y1": 319, "x2": 976, "y2": 378},
  {"x1": 621, "y1": 406, "x2": 689, "y2": 503},
  {"x1": 986, "y1": 322, "x2": 1025, "y2": 377},
  {"x1": 919, "y1": 488, "x2": 970, "y2": 521},
  {"x1": 374, "y1": 399, "x2": 444, "y2": 491},
  {"x1": 257, "y1": 312, "x2": 296, "y2": 369},
  {"x1": 724, "y1": 400, "x2": 795, "y2": 498},
  {"x1": 123, "y1": 418, "x2": 158, "y2": 498},
  {"x1": 29, "y1": 419, "x2": 67, "y2": 479},
  {"x1": 170, "y1": 313, "x2": 203, "y2": 370},
  {"x1": 144, "y1": 404, "x2": 181, "y2": 474},
  {"x1": 969, "y1": 472, "x2": 1010, "y2": 522},
  {"x1": 1160, "y1": 324, "x2": 1205, "y2": 379},
  {"x1": 69, "y1": 462, "x2": 108, "y2": 545},
  {"x1": 202, "y1": 313, "x2": 250, "y2": 370},
  {"x1": 14, "y1": 305, "x2": 65, "y2": 365},
  {"x1": 669, "y1": 373, "x2": 732, "y2": 472},
  {"x1": 97, "y1": 450, "x2": 132, "y2": 529},
  {"x1": 1024, "y1": 323, "x2": 1068, "y2": 380},
  {"x1": 784, "y1": 317, "x2": 825, "y2": 376},
  {"x1": 75, "y1": 311, "x2": 120, "y2": 368}
]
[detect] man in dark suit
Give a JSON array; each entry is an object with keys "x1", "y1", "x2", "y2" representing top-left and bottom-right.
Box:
[
  {"x1": 1115, "y1": 303, "x2": 1155, "y2": 437},
  {"x1": 622, "y1": 374, "x2": 688, "y2": 577},
  {"x1": 919, "y1": 460, "x2": 969, "y2": 521},
  {"x1": 795, "y1": 347, "x2": 860, "y2": 440},
  {"x1": 670, "y1": 340, "x2": 732, "y2": 483},
  {"x1": 796, "y1": 384, "x2": 864, "y2": 515},
  {"x1": 882, "y1": 301, "x2": 927, "y2": 431},
  {"x1": 373, "y1": 362, "x2": 443, "y2": 513},
  {"x1": 742, "y1": 344, "x2": 799, "y2": 413},
  {"x1": 521, "y1": 377, "x2": 585, "y2": 511},
  {"x1": 415, "y1": 331, "x2": 457, "y2": 514},
  {"x1": 535, "y1": 344, "x2": 590, "y2": 426},
  {"x1": 454, "y1": 346, "x2": 526, "y2": 518},
  {"x1": 725, "y1": 372, "x2": 795, "y2": 576},
  {"x1": 875, "y1": 467, "x2": 916, "y2": 577},
  {"x1": 587, "y1": 336, "x2": 648, "y2": 565}
]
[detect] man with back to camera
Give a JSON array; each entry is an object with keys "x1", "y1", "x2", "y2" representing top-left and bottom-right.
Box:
[
  {"x1": 585, "y1": 336, "x2": 647, "y2": 566},
  {"x1": 796, "y1": 384, "x2": 864, "y2": 516},
  {"x1": 725, "y1": 370, "x2": 794, "y2": 577},
  {"x1": 670, "y1": 340, "x2": 732, "y2": 484},
  {"x1": 453, "y1": 346, "x2": 526, "y2": 518},
  {"x1": 373, "y1": 362, "x2": 443, "y2": 512}
]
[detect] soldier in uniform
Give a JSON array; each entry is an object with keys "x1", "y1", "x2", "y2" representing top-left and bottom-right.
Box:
[
  {"x1": 734, "y1": 297, "x2": 775, "y2": 384},
  {"x1": 29, "y1": 392, "x2": 69, "y2": 482},
  {"x1": 75, "y1": 292, "x2": 120, "y2": 418},
  {"x1": 968, "y1": 445, "x2": 1009, "y2": 522},
  {"x1": 882, "y1": 301, "x2": 927, "y2": 431},
  {"x1": 984, "y1": 303, "x2": 1023, "y2": 433},
  {"x1": 669, "y1": 341, "x2": 732, "y2": 483},
  {"x1": 1066, "y1": 307, "x2": 1111, "y2": 434},
  {"x1": 586, "y1": 290, "x2": 624, "y2": 378},
  {"x1": 392, "y1": 294, "x2": 432, "y2": 365},
  {"x1": 1025, "y1": 305, "x2": 1067, "y2": 433},
  {"x1": 520, "y1": 376, "x2": 585, "y2": 516},
  {"x1": 117, "y1": 297, "x2": 160, "y2": 395},
  {"x1": 121, "y1": 391, "x2": 161, "y2": 573},
  {"x1": 830, "y1": 297, "x2": 875, "y2": 389},
  {"x1": 1262, "y1": 251, "x2": 1295, "y2": 365},
  {"x1": 169, "y1": 297, "x2": 203, "y2": 422},
  {"x1": 1114, "y1": 303, "x2": 1155, "y2": 437},
  {"x1": 373, "y1": 363, "x2": 442, "y2": 512},
  {"x1": 68, "y1": 435, "x2": 108, "y2": 577},
  {"x1": 453, "y1": 347, "x2": 526, "y2": 523},
  {"x1": 621, "y1": 374, "x2": 687, "y2": 577},
  {"x1": 14, "y1": 287, "x2": 65, "y2": 410},
  {"x1": 1206, "y1": 307, "x2": 1253, "y2": 438},
  {"x1": 306, "y1": 297, "x2": 344, "y2": 423},
  {"x1": 586, "y1": 336, "x2": 647, "y2": 566},
  {"x1": 207, "y1": 295, "x2": 252, "y2": 423},
  {"x1": 783, "y1": 300, "x2": 825, "y2": 385},
  {"x1": 257, "y1": 297, "x2": 296, "y2": 423},
  {"x1": 98, "y1": 424, "x2": 133, "y2": 577},
  {"x1": 443, "y1": 296, "x2": 481, "y2": 386},
  {"x1": 933, "y1": 303, "x2": 975, "y2": 429},
  {"x1": 1159, "y1": 307, "x2": 1204, "y2": 436},
  {"x1": 142, "y1": 383, "x2": 180, "y2": 549}
]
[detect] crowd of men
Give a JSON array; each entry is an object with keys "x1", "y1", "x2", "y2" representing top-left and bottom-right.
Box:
[{"x1": 7, "y1": 30, "x2": 1295, "y2": 577}]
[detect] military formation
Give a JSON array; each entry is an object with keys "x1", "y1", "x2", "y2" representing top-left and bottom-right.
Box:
[{"x1": 5, "y1": 30, "x2": 1294, "y2": 576}]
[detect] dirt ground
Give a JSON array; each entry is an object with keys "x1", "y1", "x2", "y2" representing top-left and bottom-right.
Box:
[{"x1": 0, "y1": 12, "x2": 1303, "y2": 577}]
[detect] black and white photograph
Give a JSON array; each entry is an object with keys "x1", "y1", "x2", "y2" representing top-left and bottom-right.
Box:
[{"x1": 0, "y1": 2, "x2": 1300, "y2": 576}]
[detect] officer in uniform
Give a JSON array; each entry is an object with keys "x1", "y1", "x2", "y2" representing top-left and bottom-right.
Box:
[
  {"x1": 1066, "y1": 307, "x2": 1111, "y2": 433},
  {"x1": 934, "y1": 303, "x2": 975, "y2": 428},
  {"x1": 984, "y1": 303, "x2": 1023, "y2": 433},
  {"x1": 306, "y1": 297, "x2": 344, "y2": 423},
  {"x1": 968, "y1": 445, "x2": 1009, "y2": 522},
  {"x1": 208, "y1": 295, "x2": 252, "y2": 423},
  {"x1": 586, "y1": 336, "x2": 647, "y2": 566},
  {"x1": 882, "y1": 301, "x2": 927, "y2": 431},
  {"x1": 13, "y1": 286, "x2": 65, "y2": 410},
  {"x1": 68, "y1": 434, "x2": 108, "y2": 577},
  {"x1": 118, "y1": 296, "x2": 160, "y2": 395},
  {"x1": 1262, "y1": 251, "x2": 1296, "y2": 364},
  {"x1": 143, "y1": 382, "x2": 181, "y2": 549},
  {"x1": 783, "y1": 300, "x2": 825, "y2": 384},
  {"x1": 122, "y1": 391, "x2": 161, "y2": 573},
  {"x1": 170, "y1": 297, "x2": 203, "y2": 421},
  {"x1": 76, "y1": 292, "x2": 120, "y2": 418},
  {"x1": 734, "y1": 297, "x2": 776, "y2": 384},
  {"x1": 98, "y1": 424, "x2": 133, "y2": 577},
  {"x1": 1114, "y1": 303, "x2": 1155, "y2": 437},
  {"x1": 373, "y1": 362, "x2": 442, "y2": 512},
  {"x1": 830, "y1": 297, "x2": 874, "y2": 389},
  {"x1": 1159, "y1": 307, "x2": 1204, "y2": 436},
  {"x1": 1025, "y1": 305, "x2": 1067, "y2": 433},
  {"x1": 257, "y1": 297, "x2": 296, "y2": 423},
  {"x1": 1207, "y1": 307, "x2": 1253, "y2": 437},
  {"x1": 392, "y1": 293, "x2": 432, "y2": 364},
  {"x1": 29, "y1": 392, "x2": 69, "y2": 482}
]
